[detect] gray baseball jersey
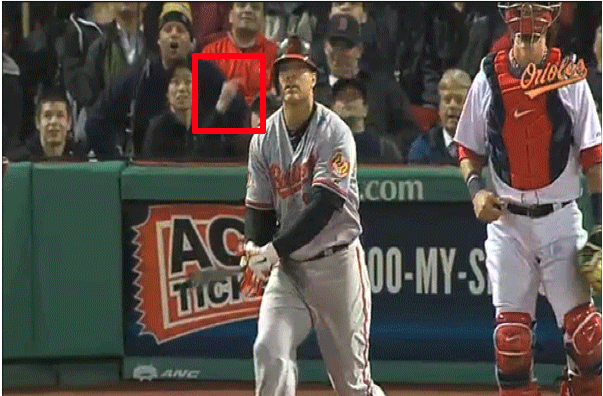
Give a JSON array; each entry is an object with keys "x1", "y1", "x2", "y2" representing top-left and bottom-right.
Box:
[
  {"x1": 246, "y1": 102, "x2": 385, "y2": 396},
  {"x1": 245, "y1": 102, "x2": 361, "y2": 261}
]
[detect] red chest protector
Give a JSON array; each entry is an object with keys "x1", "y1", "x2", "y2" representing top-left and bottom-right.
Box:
[{"x1": 491, "y1": 48, "x2": 562, "y2": 190}]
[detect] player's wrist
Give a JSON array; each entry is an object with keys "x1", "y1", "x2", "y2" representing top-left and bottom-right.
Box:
[
  {"x1": 466, "y1": 171, "x2": 486, "y2": 200},
  {"x1": 263, "y1": 242, "x2": 279, "y2": 264}
]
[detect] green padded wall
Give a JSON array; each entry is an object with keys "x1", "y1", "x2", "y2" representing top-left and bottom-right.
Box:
[
  {"x1": 31, "y1": 161, "x2": 126, "y2": 357},
  {"x1": 3, "y1": 162, "x2": 34, "y2": 359}
]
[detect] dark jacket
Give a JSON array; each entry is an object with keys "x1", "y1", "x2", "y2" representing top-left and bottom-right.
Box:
[
  {"x1": 86, "y1": 56, "x2": 245, "y2": 159},
  {"x1": 396, "y1": 3, "x2": 504, "y2": 106},
  {"x1": 85, "y1": 53, "x2": 169, "y2": 158},
  {"x1": 195, "y1": 59, "x2": 249, "y2": 130},
  {"x1": 315, "y1": 70, "x2": 420, "y2": 161},
  {"x1": 7, "y1": 132, "x2": 85, "y2": 162},
  {"x1": 587, "y1": 66, "x2": 602, "y2": 122},
  {"x1": 354, "y1": 125, "x2": 404, "y2": 164},
  {"x1": 408, "y1": 125, "x2": 458, "y2": 165},
  {"x1": 142, "y1": 106, "x2": 247, "y2": 160},
  {"x1": 3, "y1": 54, "x2": 23, "y2": 154},
  {"x1": 82, "y1": 21, "x2": 147, "y2": 108},
  {"x1": 354, "y1": 129, "x2": 381, "y2": 162},
  {"x1": 57, "y1": 13, "x2": 105, "y2": 112}
]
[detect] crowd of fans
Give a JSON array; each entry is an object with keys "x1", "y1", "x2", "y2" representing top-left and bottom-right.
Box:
[{"x1": 2, "y1": 1, "x2": 602, "y2": 164}]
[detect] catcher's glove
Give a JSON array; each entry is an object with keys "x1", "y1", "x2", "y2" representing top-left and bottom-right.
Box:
[{"x1": 577, "y1": 225, "x2": 602, "y2": 295}]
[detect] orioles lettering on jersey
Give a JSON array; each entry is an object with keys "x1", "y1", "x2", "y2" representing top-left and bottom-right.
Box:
[
  {"x1": 269, "y1": 155, "x2": 316, "y2": 199},
  {"x1": 521, "y1": 56, "x2": 587, "y2": 99}
]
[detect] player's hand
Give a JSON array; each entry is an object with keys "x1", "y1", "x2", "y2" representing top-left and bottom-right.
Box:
[
  {"x1": 472, "y1": 190, "x2": 504, "y2": 222},
  {"x1": 216, "y1": 79, "x2": 241, "y2": 114},
  {"x1": 242, "y1": 241, "x2": 279, "y2": 281}
]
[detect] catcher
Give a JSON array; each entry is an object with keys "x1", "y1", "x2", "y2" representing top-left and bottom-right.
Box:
[{"x1": 455, "y1": 2, "x2": 601, "y2": 395}]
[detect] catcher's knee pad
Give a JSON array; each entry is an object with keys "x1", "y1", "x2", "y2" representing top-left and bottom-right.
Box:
[
  {"x1": 563, "y1": 303, "x2": 602, "y2": 376},
  {"x1": 494, "y1": 312, "x2": 534, "y2": 388},
  {"x1": 560, "y1": 373, "x2": 602, "y2": 396}
]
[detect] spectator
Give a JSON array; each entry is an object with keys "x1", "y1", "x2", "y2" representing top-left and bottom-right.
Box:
[
  {"x1": 398, "y1": 2, "x2": 504, "y2": 107},
  {"x1": 202, "y1": 2, "x2": 278, "y2": 105},
  {"x1": 82, "y1": 2, "x2": 148, "y2": 107},
  {"x1": 315, "y1": 14, "x2": 419, "y2": 160},
  {"x1": 331, "y1": 77, "x2": 402, "y2": 163},
  {"x1": 191, "y1": 2, "x2": 232, "y2": 50},
  {"x1": 312, "y1": 2, "x2": 395, "y2": 74},
  {"x1": 408, "y1": 69, "x2": 471, "y2": 165},
  {"x1": 264, "y1": 2, "x2": 316, "y2": 44},
  {"x1": 588, "y1": 26, "x2": 602, "y2": 123},
  {"x1": 57, "y1": 3, "x2": 106, "y2": 110},
  {"x1": 3, "y1": 24, "x2": 23, "y2": 155},
  {"x1": 231, "y1": 92, "x2": 281, "y2": 157},
  {"x1": 85, "y1": 2, "x2": 196, "y2": 159},
  {"x1": 249, "y1": 92, "x2": 280, "y2": 128},
  {"x1": 7, "y1": 88, "x2": 84, "y2": 161},
  {"x1": 142, "y1": 57, "x2": 247, "y2": 159}
]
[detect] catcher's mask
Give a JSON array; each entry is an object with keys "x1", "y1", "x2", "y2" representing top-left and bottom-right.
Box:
[{"x1": 498, "y1": 2, "x2": 561, "y2": 46}]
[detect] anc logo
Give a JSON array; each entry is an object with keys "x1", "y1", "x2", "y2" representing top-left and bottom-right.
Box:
[
  {"x1": 132, "y1": 205, "x2": 260, "y2": 344},
  {"x1": 329, "y1": 151, "x2": 350, "y2": 178}
]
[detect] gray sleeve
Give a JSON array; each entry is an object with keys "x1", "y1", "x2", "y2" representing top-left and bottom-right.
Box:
[
  {"x1": 311, "y1": 119, "x2": 357, "y2": 200},
  {"x1": 245, "y1": 135, "x2": 274, "y2": 209}
]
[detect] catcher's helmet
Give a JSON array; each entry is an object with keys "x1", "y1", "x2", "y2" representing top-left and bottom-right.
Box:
[
  {"x1": 498, "y1": 2, "x2": 561, "y2": 45},
  {"x1": 273, "y1": 36, "x2": 317, "y2": 78}
]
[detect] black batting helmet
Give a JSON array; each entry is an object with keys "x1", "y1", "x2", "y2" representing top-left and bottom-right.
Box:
[{"x1": 273, "y1": 35, "x2": 317, "y2": 78}]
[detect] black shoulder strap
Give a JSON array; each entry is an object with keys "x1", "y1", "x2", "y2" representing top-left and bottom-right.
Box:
[{"x1": 482, "y1": 52, "x2": 497, "y2": 83}]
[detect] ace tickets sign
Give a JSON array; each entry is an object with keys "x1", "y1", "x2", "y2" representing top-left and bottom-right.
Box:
[{"x1": 123, "y1": 204, "x2": 260, "y2": 348}]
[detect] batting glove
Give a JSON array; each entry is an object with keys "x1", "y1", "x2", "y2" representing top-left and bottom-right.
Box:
[{"x1": 243, "y1": 241, "x2": 279, "y2": 281}]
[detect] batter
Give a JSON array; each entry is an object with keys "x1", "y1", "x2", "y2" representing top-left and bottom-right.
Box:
[
  {"x1": 455, "y1": 3, "x2": 602, "y2": 395},
  {"x1": 240, "y1": 36, "x2": 386, "y2": 396}
]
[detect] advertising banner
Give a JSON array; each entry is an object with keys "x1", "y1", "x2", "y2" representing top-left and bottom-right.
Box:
[{"x1": 123, "y1": 202, "x2": 566, "y2": 364}]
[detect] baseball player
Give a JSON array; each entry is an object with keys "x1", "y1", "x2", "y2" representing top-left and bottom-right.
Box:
[
  {"x1": 455, "y1": 3, "x2": 602, "y2": 396},
  {"x1": 240, "y1": 37, "x2": 386, "y2": 396}
]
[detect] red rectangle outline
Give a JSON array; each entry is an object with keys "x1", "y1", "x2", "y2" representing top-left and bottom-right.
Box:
[{"x1": 192, "y1": 52, "x2": 266, "y2": 135}]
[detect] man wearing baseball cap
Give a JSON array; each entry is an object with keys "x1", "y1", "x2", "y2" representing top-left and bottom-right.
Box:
[
  {"x1": 86, "y1": 2, "x2": 200, "y2": 158},
  {"x1": 316, "y1": 14, "x2": 419, "y2": 162}
]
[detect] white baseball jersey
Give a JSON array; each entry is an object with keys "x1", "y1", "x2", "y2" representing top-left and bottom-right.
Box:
[
  {"x1": 245, "y1": 103, "x2": 361, "y2": 261},
  {"x1": 455, "y1": 67, "x2": 602, "y2": 204}
]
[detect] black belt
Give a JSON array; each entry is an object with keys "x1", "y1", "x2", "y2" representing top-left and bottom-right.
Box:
[
  {"x1": 506, "y1": 200, "x2": 573, "y2": 218},
  {"x1": 307, "y1": 243, "x2": 350, "y2": 261}
]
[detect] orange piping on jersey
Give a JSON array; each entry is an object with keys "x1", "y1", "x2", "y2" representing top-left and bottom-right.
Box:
[
  {"x1": 458, "y1": 145, "x2": 485, "y2": 163},
  {"x1": 355, "y1": 246, "x2": 371, "y2": 390},
  {"x1": 245, "y1": 199, "x2": 274, "y2": 210},
  {"x1": 580, "y1": 144, "x2": 602, "y2": 171},
  {"x1": 312, "y1": 178, "x2": 348, "y2": 198}
]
